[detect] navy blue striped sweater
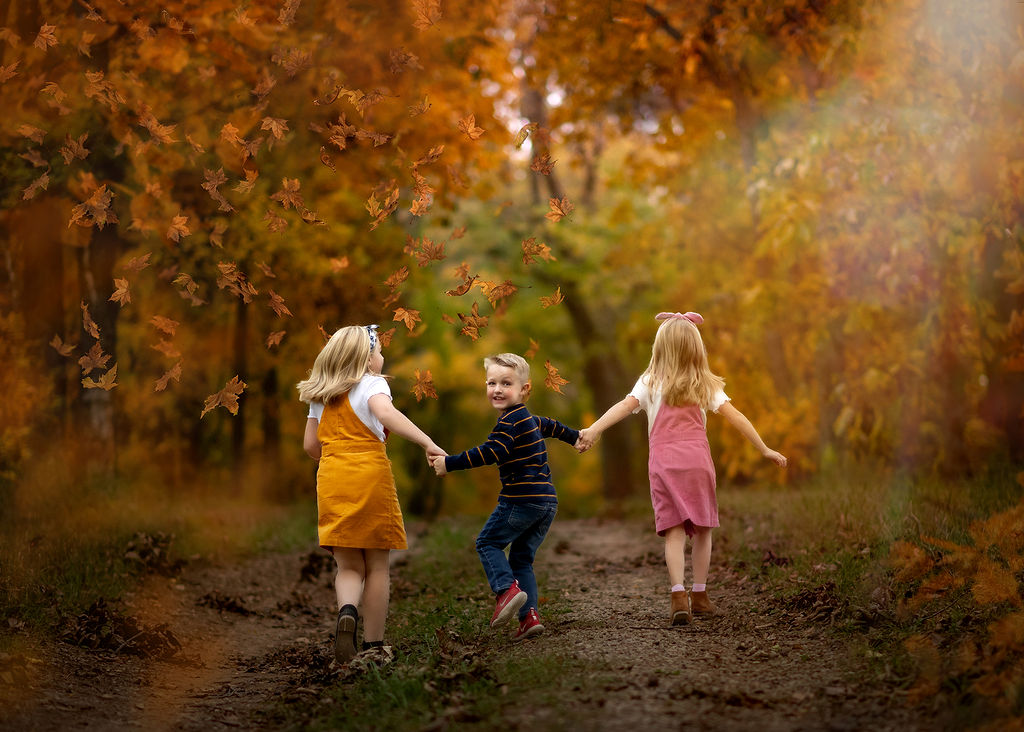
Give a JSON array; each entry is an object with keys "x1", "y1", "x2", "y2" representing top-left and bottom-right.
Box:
[{"x1": 443, "y1": 403, "x2": 579, "y2": 503}]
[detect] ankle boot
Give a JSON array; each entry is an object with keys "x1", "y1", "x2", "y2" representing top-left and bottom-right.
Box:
[
  {"x1": 670, "y1": 590, "x2": 691, "y2": 625},
  {"x1": 689, "y1": 590, "x2": 718, "y2": 615}
]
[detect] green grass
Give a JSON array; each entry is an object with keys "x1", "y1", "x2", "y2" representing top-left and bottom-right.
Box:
[{"x1": 265, "y1": 517, "x2": 608, "y2": 731}]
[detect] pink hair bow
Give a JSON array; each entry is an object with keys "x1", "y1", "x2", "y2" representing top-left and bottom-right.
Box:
[{"x1": 656, "y1": 311, "x2": 704, "y2": 326}]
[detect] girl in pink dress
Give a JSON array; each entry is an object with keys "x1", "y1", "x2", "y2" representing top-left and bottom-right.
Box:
[{"x1": 577, "y1": 311, "x2": 787, "y2": 625}]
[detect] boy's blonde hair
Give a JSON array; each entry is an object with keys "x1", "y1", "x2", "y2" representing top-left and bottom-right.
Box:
[
  {"x1": 642, "y1": 318, "x2": 725, "y2": 409},
  {"x1": 297, "y1": 326, "x2": 374, "y2": 404},
  {"x1": 484, "y1": 353, "x2": 530, "y2": 384}
]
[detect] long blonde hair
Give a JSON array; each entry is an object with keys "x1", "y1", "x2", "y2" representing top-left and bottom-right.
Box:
[
  {"x1": 296, "y1": 326, "x2": 373, "y2": 405},
  {"x1": 642, "y1": 317, "x2": 725, "y2": 409}
]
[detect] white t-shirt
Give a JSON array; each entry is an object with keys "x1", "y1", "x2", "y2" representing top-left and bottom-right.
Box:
[
  {"x1": 307, "y1": 374, "x2": 391, "y2": 441},
  {"x1": 628, "y1": 375, "x2": 729, "y2": 434}
]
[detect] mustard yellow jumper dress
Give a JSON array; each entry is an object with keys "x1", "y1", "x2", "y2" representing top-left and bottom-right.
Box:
[{"x1": 315, "y1": 394, "x2": 407, "y2": 550}]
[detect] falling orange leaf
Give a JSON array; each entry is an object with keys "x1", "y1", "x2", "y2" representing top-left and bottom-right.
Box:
[
  {"x1": 268, "y1": 290, "x2": 292, "y2": 317},
  {"x1": 109, "y1": 278, "x2": 131, "y2": 306},
  {"x1": 525, "y1": 339, "x2": 540, "y2": 360},
  {"x1": 80, "y1": 302, "x2": 100, "y2": 339},
  {"x1": 458, "y1": 302, "x2": 489, "y2": 341},
  {"x1": 540, "y1": 286, "x2": 564, "y2": 309},
  {"x1": 545, "y1": 196, "x2": 574, "y2": 223},
  {"x1": 412, "y1": 0, "x2": 441, "y2": 30},
  {"x1": 412, "y1": 369, "x2": 438, "y2": 401},
  {"x1": 49, "y1": 334, "x2": 75, "y2": 357},
  {"x1": 271, "y1": 178, "x2": 304, "y2": 210},
  {"x1": 69, "y1": 184, "x2": 117, "y2": 229},
  {"x1": 378, "y1": 327, "x2": 396, "y2": 347},
  {"x1": 260, "y1": 116, "x2": 289, "y2": 140},
  {"x1": 457, "y1": 113, "x2": 484, "y2": 140},
  {"x1": 479, "y1": 279, "x2": 518, "y2": 307},
  {"x1": 385, "y1": 266, "x2": 410, "y2": 291},
  {"x1": 151, "y1": 340, "x2": 181, "y2": 359},
  {"x1": 123, "y1": 252, "x2": 151, "y2": 273},
  {"x1": 33, "y1": 24, "x2": 57, "y2": 51},
  {"x1": 82, "y1": 364, "x2": 118, "y2": 391},
  {"x1": 393, "y1": 307, "x2": 422, "y2": 332},
  {"x1": 78, "y1": 342, "x2": 110, "y2": 372},
  {"x1": 445, "y1": 275, "x2": 477, "y2": 297},
  {"x1": 544, "y1": 360, "x2": 569, "y2": 394},
  {"x1": 522, "y1": 237, "x2": 555, "y2": 264},
  {"x1": 266, "y1": 331, "x2": 286, "y2": 349},
  {"x1": 155, "y1": 362, "x2": 182, "y2": 392},
  {"x1": 531, "y1": 153, "x2": 555, "y2": 175},
  {"x1": 330, "y1": 257, "x2": 350, "y2": 272},
  {"x1": 150, "y1": 315, "x2": 179, "y2": 336},
  {"x1": 201, "y1": 375, "x2": 246, "y2": 418},
  {"x1": 22, "y1": 171, "x2": 50, "y2": 201}
]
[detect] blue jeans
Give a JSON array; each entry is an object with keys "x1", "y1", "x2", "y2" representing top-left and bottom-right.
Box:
[{"x1": 476, "y1": 500, "x2": 557, "y2": 621}]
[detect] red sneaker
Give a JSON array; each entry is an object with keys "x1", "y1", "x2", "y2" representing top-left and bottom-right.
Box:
[
  {"x1": 490, "y1": 580, "x2": 528, "y2": 628},
  {"x1": 513, "y1": 608, "x2": 544, "y2": 642}
]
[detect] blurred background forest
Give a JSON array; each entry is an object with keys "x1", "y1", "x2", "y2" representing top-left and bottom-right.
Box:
[{"x1": 1, "y1": 0, "x2": 1023, "y2": 523}]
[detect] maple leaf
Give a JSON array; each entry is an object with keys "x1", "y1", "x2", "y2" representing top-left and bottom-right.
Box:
[
  {"x1": 0, "y1": 61, "x2": 19, "y2": 84},
  {"x1": 17, "y1": 124, "x2": 45, "y2": 144},
  {"x1": 545, "y1": 196, "x2": 575, "y2": 223},
  {"x1": 50, "y1": 334, "x2": 75, "y2": 357},
  {"x1": 155, "y1": 362, "x2": 182, "y2": 392},
  {"x1": 210, "y1": 221, "x2": 228, "y2": 247},
  {"x1": 261, "y1": 116, "x2": 289, "y2": 140},
  {"x1": 531, "y1": 153, "x2": 556, "y2": 175},
  {"x1": 393, "y1": 307, "x2": 422, "y2": 332},
  {"x1": 41, "y1": 82, "x2": 67, "y2": 104},
  {"x1": 173, "y1": 273, "x2": 199, "y2": 295},
  {"x1": 330, "y1": 257, "x2": 350, "y2": 272},
  {"x1": 385, "y1": 266, "x2": 410, "y2": 291},
  {"x1": 216, "y1": 262, "x2": 258, "y2": 303},
  {"x1": 525, "y1": 339, "x2": 540, "y2": 360},
  {"x1": 78, "y1": 30, "x2": 95, "y2": 57},
  {"x1": 412, "y1": 0, "x2": 442, "y2": 30},
  {"x1": 412, "y1": 370, "x2": 438, "y2": 401},
  {"x1": 266, "y1": 331, "x2": 286, "y2": 349},
  {"x1": 272, "y1": 47, "x2": 311, "y2": 76},
  {"x1": 540, "y1": 286, "x2": 564, "y2": 309},
  {"x1": 544, "y1": 360, "x2": 569, "y2": 394},
  {"x1": 78, "y1": 342, "x2": 110, "y2": 372},
  {"x1": 82, "y1": 364, "x2": 118, "y2": 391},
  {"x1": 33, "y1": 24, "x2": 57, "y2": 50},
  {"x1": 513, "y1": 123, "x2": 538, "y2": 149},
  {"x1": 445, "y1": 275, "x2": 478, "y2": 297},
  {"x1": 22, "y1": 171, "x2": 50, "y2": 201},
  {"x1": 522, "y1": 237, "x2": 556, "y2": 264},
  {"x1": 453, "y1": 262, "x2": 472, "y2": 280},
  {"x1": 480, "y1": 280, "x2": 518, "y2": 307},
  {"x1": 220, "y1": 123, "x2": 244, "y2": 146},
  {"x1": 84, "y1": 71, "x2": 124, "y2": 111},
  {"x1": 268, "y1": 290, "x2": 292, "y2": 318},
  {"x1": 410, "y1": 195, "x2": 430, "y2": 216},
  {"x1": 458, "y1": 114, "x2": 485, "y2": 140},
  {"x1": 378, "y1": 327, "x2": 396, "y2": 347},
  {"x1": 69, "y1": 184, "x2": 117, "y2": 229},
  {"x1": 166, "y1": 214, "x2": 191, "y2": 242},
  {"x1": 457, "y1": 302, "x2": 489, "y2": 340},
  {"x1": 109, "y1": 278, "x2": 131, "y2": 306},
  {"x1": 60, "y1": 133, "x2": 89, "y2": 165},
  {"x1": 278, "y1": 0, "x2": 301, "y2": 27},
  {"x1": 234, "y1": 169, "x2": 258, "y2": 194},
  {"x1": 185, "y1": 134, "x2": 205, "y2": 153},
  {"x1": 389, "y1": 47, "x2": 423, "y2": 74},
  {"x1": 408, "y1": 96, "x2": 431, "y2": 117},
  {"x1": 271, "y1": 178, "x2": 304, "y2": 210},
  {"x1": 264, "y1": 209, "x2": 288, "y2": 233},
  {"x1": 123, "y1": 252, "x2": 151, "y2": 273},
  {"x1": 414, "y1": 239, "x2": 446, "y2": 267},
  {"x1": 257, "y1": 262, "x2": 276, "y2": 278},
  {"x1": 413, "y1": 145, "x2": 445, "y2": 167},
  {"x1": 150, "y1": 315, "x2": 179, "y2": 336},
  {"x1": 20, "y1": 150, "x2": 47, "y2": 168},
  {"x1": 201, "y1": 376, "x2": 247, "y2": 418},
  {"x1": 450, "y1": 226, "x2": 467, "y2": 240},
  {"x1": 151, "y1": 340, "x2": 181, "y2": 359},
  {"x1": 80, "y1": 302, "x2": 100, "y2": 338}
]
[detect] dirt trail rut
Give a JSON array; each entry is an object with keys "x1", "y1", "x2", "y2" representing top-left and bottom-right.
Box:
[{"x1": 1, "y1": 519, "x2": 928, "y2": 731}]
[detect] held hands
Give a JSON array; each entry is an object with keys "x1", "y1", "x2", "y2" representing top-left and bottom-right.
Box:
[
  {"x1": 429, "y1": 455, "x2": 447, "y2": 476},
  {"x1": 575, "y1": 428, "x2": 600, "y2": 453}
]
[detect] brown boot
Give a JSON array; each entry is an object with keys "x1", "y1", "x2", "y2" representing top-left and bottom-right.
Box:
[
  {"x1": 671, "y1": 590, "x2": 691, "y2": 625},
  {"x1": 689, "y1": 590, "x2": 718, "y2": 615}
]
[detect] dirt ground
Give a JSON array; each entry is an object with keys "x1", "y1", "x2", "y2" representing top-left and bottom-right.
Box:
[{"x1": 0, "y1": 518, "x2": 933, "y2": 731}]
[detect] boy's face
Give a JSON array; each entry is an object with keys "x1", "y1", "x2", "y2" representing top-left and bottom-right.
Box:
[{"x1": 485, "y1": 365, "x2": 529, "y2": 411}]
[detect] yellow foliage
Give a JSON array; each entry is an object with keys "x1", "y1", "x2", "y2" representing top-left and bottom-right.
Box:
[
  {"x1": 889, "y1": 540, "x2": 933, "y2": 583},
  {"x1": 972, "y1": 559, "x2": 1023, "y2": 608}
]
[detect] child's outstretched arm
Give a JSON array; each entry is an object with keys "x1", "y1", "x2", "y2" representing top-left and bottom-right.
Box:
[
  {"x1": 717, "y1": 402, "x2": 787, "y2": 467},
  {"x1": 303, "y1": 417, "x2": 321, "y2": 460},
  {"x1": 368, "y1": 394, "x2": 445, "y2": 458},
  {"x1": 578, "y1": 396, "x2": 640, "y2": 452}
]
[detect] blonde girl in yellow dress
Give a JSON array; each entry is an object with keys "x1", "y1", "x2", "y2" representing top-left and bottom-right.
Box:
[{"x1": 298, "y1": 325, "x2": 445, "y2": 664}]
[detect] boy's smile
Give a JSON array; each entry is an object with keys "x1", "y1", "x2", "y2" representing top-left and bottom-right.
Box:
[{"x1": 485, "y1": 365, "x2": 527, "y2": 411}]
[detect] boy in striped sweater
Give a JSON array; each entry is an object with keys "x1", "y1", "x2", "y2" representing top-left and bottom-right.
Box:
[{"x1": 431, "y1": 353, "x2": 581, "y2": 641}]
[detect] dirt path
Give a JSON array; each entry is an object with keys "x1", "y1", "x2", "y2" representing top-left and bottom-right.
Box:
[{"x1": 0, "y1": 519, "x2": 929, "y2": 731}]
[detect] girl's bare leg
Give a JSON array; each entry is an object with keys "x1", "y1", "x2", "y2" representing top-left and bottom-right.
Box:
[
  {"x1": 360, "y1": 549, "x2": 391, "y2": 642},
  {"x1": 332, "y1": 547, "x2": 366, "y2": 609},
  {"x1": 690, "y1": 528, "x2": 713, "y2": 586},
  {"x1": 663, "y1": 525, "x2": 687, "y2": 587}
]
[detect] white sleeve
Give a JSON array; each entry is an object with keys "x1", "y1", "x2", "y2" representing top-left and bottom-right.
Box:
[
  {"x1": 709, "y1": 390, "x2": 731, "y2": 413},
  {"x1": 365, "y1": 375, "x2": 392, "y2": 401},
  {"x1": 627, "y1": 377, "x2": 649, "y2": 414},
  {"x1": 308, "y1": 401, "x2": 324, "y2": 422}
]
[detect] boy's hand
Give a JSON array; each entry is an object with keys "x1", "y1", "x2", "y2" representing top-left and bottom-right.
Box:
[
  {"x1": 764, "y1": 449, "x2": 788, "y2": 467},
  {"x1": 576, "y1": 428, "x2": 597, "y2": 453},
  {"x1": 430, "y1": 455, "x2": 448, "y2": 476}
]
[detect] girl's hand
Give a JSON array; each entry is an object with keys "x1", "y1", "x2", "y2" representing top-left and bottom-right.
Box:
[
  {"x1": 764, "y1": 449, "x2": 788, "y2": 467},
  {"x1": 425, "y1": 443, "x2": 447, "y2": 460},
  {"x1": 576, "y1": 428, "x2": 599, "y2": 453},
  {"x1": 430, "y1": 455, "x2": 448, "y2": 476}
]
